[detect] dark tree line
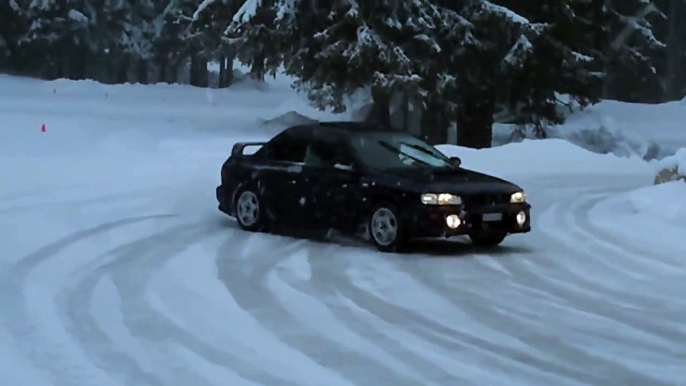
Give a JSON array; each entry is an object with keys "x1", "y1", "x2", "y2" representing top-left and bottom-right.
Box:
[{"x1": 0, "y1": 0, "x2": 680, "y2": 148}]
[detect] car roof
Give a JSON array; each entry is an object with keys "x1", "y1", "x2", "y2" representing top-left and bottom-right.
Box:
[{"x1": 292, "y1": 121, "x2": 404, "y2": 135}]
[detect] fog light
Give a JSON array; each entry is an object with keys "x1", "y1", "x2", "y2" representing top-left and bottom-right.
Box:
[
  {"x1": 516, "y1": 211, "x2": 527, "y2": 225},
  {"x1": 446, "y1": 214, "x2": 461, "y2": 229}
]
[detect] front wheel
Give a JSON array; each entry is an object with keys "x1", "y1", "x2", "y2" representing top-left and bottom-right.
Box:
[
  {"x1": 368, "y1": 203, "x2": 407, "y2": 253},
  {"x1": 234, "y1": 188, "x2": 266, "y2": 232},
  {"x1": 468, "y1": 229, "x2": 507, "y2": 248}
]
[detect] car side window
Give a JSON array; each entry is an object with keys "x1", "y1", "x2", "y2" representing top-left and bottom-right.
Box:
[
  {"x1": 260, "y1": 127, "x2": 310, "y2": 163},
  {"x1": 304, "y1": 137, "x2": 356, "y2": 169}
]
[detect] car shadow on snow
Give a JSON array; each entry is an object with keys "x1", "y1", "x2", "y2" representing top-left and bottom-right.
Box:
[
  {"x1": 218, "y1": 217, "x2": 533, "y2": 257},
  {"x1": 403, "y1": 238, "x2": 533, "y2": 257}
]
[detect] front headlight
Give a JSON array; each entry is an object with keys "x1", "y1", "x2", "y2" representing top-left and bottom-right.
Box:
[
  {"x1": 421, "y1": 193, "x2": 462, "y2": 205},
  {"x1": 510, "y1": 191, "x2": 526, "y2": 203}
]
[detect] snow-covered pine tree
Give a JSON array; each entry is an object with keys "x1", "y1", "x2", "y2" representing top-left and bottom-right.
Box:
[
  {"x1": 493, "y1": 0, "x2": 604, "y2": 138},
  {"x1": 282, "y1": 0, "x2": 420, "y2": 115},
  {"x1": 601, "y1": 0, "x2": 666, "y2": 102},
  {"x1": 0, "y1": 0, "x2": 24, "y2": 70},
  {"x1": 224, "y1": 0, "x2": 287, "y2": 80},
  {"x1": 279, "y1": 0, "x2": 467, "y2": 141},
  {"x1": 190, "y1": 0, "x2": 245, "y2": 87},
  {"x1": 18, "y1": 0, "x2": 94, "y2": 79},
  {"x1": 401, "y1": 2, "x2": 473, "y2": 143},
  {"x1": 91, "y1": 0, "x2": 158, "y2": 83},
  {"x1": 445, "y1": 0, "x2": 534, "y2": 148},
  {"x1": 156, "y1": 0, "x2": 213, "y2": 86},
  {"x1": 152, "y1": 1, "x2": 193, "y2": 83},
  {"x1": 122, "y1": 0, "x2": 158, "y2": 83}
]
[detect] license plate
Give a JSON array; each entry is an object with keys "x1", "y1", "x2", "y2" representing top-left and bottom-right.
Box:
[{"x1": 482, "y1": 213, "x2": 502, "y2": 222}]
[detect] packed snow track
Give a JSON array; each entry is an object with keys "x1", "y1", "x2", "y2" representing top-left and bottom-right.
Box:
[{"x1": 2, "y1": 76, "x2": 685, "y2": 386}]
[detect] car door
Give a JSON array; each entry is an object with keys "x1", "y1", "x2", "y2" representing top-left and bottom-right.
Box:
[
  {"x1": 254, "y1": 126, "x2": 311, "y2": 229},
  {"x1": 301, "y1": 133, "x2": 364, "y2": 234}
]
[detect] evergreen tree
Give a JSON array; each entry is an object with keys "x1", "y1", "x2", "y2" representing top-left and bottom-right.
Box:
[
  {"x1": 18, "y1": 0, "x2": 94, "y2": 79},
  {"x1": 445, "y1": 0, "x2": 536, "y2": 148},
  {"x1": 224, "y1": 0, "x2": 286, "y2": 79},
  {"x1": 190, "y1": 0, "x2": 244, "y2": 87},
  {"x1": 152, "y1": 1, "x2": 192, "y2": 83},
  {"x1": 493, "y1": 0, "x2": 604, "y2": 138},
  {"x1": 0, "y1": 0, "x2": 24, "y2": 70},
  {"x1": 258, "y1": 0, "x2": 472, "y2": 144},
  {"x1": 601, "y1": 0, "x2": 666, "y2": 102}
]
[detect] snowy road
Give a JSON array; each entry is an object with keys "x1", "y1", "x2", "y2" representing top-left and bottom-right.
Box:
[
  {"x1": 2, "y1": 75, "x2": 685, "y2": 385},
  {"x1": 2, "y1": 171, "x2": 685, "y2": 386}
]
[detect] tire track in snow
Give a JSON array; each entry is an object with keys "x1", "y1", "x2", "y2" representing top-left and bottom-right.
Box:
[
  {"x1": 571, "y1": 195, "x2": 686, "y2": 334},
  {"x1": 523, "y1": 191, "x2": 686, "y2": 383},
  {"x1": 576, "y1": 194, "x2": 686, "y2": 270},
  {"x1": 0, "y1": 182, "x2": 180, "y2": 214},
  {"x1": 314, "y1": 249, "x2": 606, "y2": 386},
  {"x1": 0, "y1": 215, "x2": 176, "y2": 386},
  {"x1": 274, "y1": 245, "x2": 460, "y2": 386},
  {"x1": 397, "y1": 251, "x2": 679, "y2": 386},
  {"x1": 373, "y1": 176, "x2": 682, "y2": 386},
  {"x1": 58, "y1": 223, "x2": 216, "y2": 386},
  {"x1": 103, "y1": 223, "x2": 303, "y2": 386},
  {"x1": 215, "y1": 233, "x2": 424, "y2": 386}
]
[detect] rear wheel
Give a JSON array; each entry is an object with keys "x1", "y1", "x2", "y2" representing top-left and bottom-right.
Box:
[
  {"x1": 369, "y1": 203, "x2": 406, "y2": 253},
  {"x1": 234, "y1": 188, "x2": 266, "y2": 232},
  {"x1": 468, "y1": 229, "x2": 507, "y2": 248}
]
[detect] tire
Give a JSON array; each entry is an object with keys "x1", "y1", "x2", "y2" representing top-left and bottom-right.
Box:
[
  {"x1": 368, "y1": 202, "x2": 407, "y2": 253},
  {"x1": 468, "y1": 229, "x2": 507, "y2": 248},
  {"x1": 234, "y1": 187, "x2": 266, "y2": 232}
]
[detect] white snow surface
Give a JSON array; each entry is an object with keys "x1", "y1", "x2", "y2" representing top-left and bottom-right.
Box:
[{"x1": 1, "y1": 71, "x2": 686, "y2": 386}]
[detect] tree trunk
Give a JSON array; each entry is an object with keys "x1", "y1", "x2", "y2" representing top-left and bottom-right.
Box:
[
  {"x1": 116, "y1": 55, "x2": 129, "y2": 84},
  {"x1": 666, "y1": 0, "x2": 684, "y2": 100},
  {"x1": 365, "y1": 87, "x2": 391, "y2": 126},
  {"x1": 224, "y1": 56, "x2": 234, "y2": 87},
  {"x1": 68, "y1": 47, "x2": 87, "y2": 80},
  {"x1": 420, "y1": 100, "x2": 449, "y2": 144},
  {"x1": 218, "y1": 56, "x2": 225, "y2": 88},
  {"x1": 167, "y1": 61, "x2": 178, "y2": 83},
  {"x1": 218, "y1": 56, "x2": 234, "y2": 88},
  {"x1": 190, "y1": 54, "x2": 208, "y2": 87},
  {"x1": 456, "y1": 94, "x2": 495, "y2": 149},
  {"x1": 158, "y1": 61, "x2": 167, "y2": 84},
  {"x1": 137, "y1": 57, "x2": 148, "y2": 84}
]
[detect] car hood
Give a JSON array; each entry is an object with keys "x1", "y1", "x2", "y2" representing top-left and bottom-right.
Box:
[{"x1": 379, "y1": 167, "x2": 521, "y2": 194}]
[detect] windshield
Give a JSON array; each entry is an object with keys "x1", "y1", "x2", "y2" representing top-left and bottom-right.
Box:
[{"x1": 348, "y1": 132, "x2": 454, "y2": 171}]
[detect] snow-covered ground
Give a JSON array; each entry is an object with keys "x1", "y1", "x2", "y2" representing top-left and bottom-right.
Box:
[{"x1": 1, "y1": 71, "x2": 685, "y2": 386}]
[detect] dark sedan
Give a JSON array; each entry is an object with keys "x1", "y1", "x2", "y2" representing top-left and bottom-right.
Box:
[{"x1": 216, "y1": 121, "x2": 531, "y2": 252}]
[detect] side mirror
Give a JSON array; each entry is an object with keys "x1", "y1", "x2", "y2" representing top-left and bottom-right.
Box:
[{"x1": 449, "y1": 156, "x2": 462, "y2": 167}]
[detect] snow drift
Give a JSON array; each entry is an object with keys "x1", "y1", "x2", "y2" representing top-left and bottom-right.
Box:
[
  {"x1": 494, "y1": 98, "x2": 686, "y2": 161},
  {"x1": 436, "y1": 139, "x2": 654, "y2": 178},
  {"x1": 653, "y1": 148, "x2": 686, "y2": 184}
]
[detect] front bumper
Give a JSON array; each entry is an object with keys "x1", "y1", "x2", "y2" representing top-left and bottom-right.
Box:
[{"x1": 405, "y1": 202, "x2": 531, "y2": 239}]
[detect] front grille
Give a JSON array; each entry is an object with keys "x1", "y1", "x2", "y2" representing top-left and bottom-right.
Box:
[{"x1": 462, "y1": 193, "x2": 510, "y2": 208}]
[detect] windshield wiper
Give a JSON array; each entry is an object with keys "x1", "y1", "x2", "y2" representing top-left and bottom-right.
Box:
[
  {"x1": 377, "y1": 141, "x2": 434, "y2": 168},
  {"x1": 399, "y1": 142, "x2": 456, "y2": 168}
]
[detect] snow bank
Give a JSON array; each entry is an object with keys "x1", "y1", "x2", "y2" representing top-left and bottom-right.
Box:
[
  {"x1": 259, "y1": 111, "x2": 317, "y2": 127},
  {"x1": 652, "y1": 147, "x2": 686, "y2": 184},
  {"x1": 654, "y1": 148, "x2": 686, "y2": 174},
  {"x1": 436, "y1": 138, "x2": 654, "y2": 178},
  {"x1": 623, "y1": 182, "x2": 686, "y2": 224},
  {"x1": 588, "y1": 182, "x2": 686, "y2": 254},
  {"x1": 494, "y1": 98, "x2": 686, "y2": 161}
]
